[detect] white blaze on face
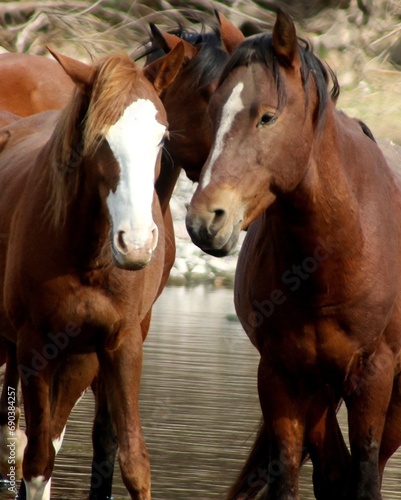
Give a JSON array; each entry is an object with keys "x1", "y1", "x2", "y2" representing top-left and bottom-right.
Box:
[
  {"x1": 201, "y1": 82, "x2": 244, "y2": 188},
  {"x1": 106, "y1": 98, "x2": 165, "y2": 263}
]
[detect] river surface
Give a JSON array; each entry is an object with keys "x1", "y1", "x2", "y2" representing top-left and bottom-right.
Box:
[{"x1": 1, "y1": 287, "x2": 400, "y2": 499}]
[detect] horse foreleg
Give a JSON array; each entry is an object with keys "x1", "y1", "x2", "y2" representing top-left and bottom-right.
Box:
[
  {"x1": 89, "y1": 315, "x2": 151, "y2": 499},
  {"x1": 257, "y1": 357, "x2": 306, "y2": 500},
  {"x1": 51, "y1": 352, "x2": 98, "y2": 447},
  {"x1": 89, "y1": 375, "x2": 117, "y2": 500},
  {"x1": 378, "y1": 369, "x2": 401, "y2": 482},
  {"x1": 345, "y1": 342, "x2": 394, "y2": 500},
  {"x1": 98, "y1": 328, "x2": 150, "y2": 500},
  {"x1": 52, "y1": 353, "x2": 106, "y2": 499},
  {"x1": 17, "y1": 326, "x2": 55, "y2": 500},
  {"x1": 306, "y1": 390, "x2": 350, "y2": 500},
  {"x1": 0, "y1": 341, "x2": 27, "y2": 484}
]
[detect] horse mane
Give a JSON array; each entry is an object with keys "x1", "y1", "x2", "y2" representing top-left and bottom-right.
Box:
[
  {"x1": 47, "y1": 53, "x2": 143, "y2": 227},
  {"x1": 218, "y1": 32, "x2": 340, "y2": 128},
  {"x1": 142, "y1": 23, "x2": 227, "y2": 91},
  {"x1": 185, "y1": 30, "x2": 228, "y2": 91},
  {"x1": 357, "y1": 118, "x2": 376, "y2": 143}
]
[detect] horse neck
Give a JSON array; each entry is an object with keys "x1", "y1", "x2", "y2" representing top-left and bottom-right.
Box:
[
  {"x1": 271, "y1": 99, "x2": 401, "y2": 304},
  {"x1": 68, "y1": 181, "x2": 109, "y2": 268},
  {"x1": 275, "y1": 108, "x2": 367, "y2": 267},
  {"x1": 47, "y1": 155, "x2": 110, "y2": 268}
]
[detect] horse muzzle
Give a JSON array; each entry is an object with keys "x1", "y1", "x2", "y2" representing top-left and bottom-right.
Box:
[
  {"x1": 111, "y1": 224, "x2": 158, "y2": 270},
  {"x1": 185, "y1": 205, "x2": 241, "y2": 257}
]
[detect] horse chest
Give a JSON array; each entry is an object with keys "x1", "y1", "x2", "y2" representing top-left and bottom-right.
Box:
[
  {"x1": 265, "y1": 319, "x2": 359, "y2": 378},
  {"x1": 235, "y1": 262, "x2": 363, "y2": 379},
  {"x1": 52, "y1": 281, "x2": 125, "y2": 341}
]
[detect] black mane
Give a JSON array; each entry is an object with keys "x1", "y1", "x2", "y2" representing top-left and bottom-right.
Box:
[
  {"x1": 218, "y1": 32, "x2": 340, "y2": 128},
  {"x1": 141, "y1": 24, "x2": 228, "y2": 91}
]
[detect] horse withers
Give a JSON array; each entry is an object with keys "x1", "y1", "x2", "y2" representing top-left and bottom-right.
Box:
[{"x1": 186, "y1": 9, "x2": 401, "y2": 500}]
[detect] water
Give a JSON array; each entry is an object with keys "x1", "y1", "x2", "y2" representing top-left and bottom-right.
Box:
[{"x1": 1, "y1": 287, "x2": 400, "y2": 499}]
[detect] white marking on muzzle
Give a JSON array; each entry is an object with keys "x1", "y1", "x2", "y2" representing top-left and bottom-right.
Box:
[
  {"x1": 106, "y1": 98, "x2": 165, "y2": 266},
  {"x1": 201, "y1": 82, "x2": 244, "y2": 188}
]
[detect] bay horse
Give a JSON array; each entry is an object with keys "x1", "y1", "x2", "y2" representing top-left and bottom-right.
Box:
[
  {"x1": 186, "y1": 9, "x2": 401, "y2": 500},
  {"x1": 0, "y1": 12, "x2": 245, "y2": 499},
  {"x1": 0, "y1": 43, "x2": 186, "y2": 500}
]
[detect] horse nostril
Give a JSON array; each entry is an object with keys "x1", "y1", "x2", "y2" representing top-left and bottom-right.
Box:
[
  {"x1": 209, "y1": 208, "x2": 227, "y2": 234},
  {"x1": 117, "y1": 230, "x2": 128, "y2": 252},
  {"x1": 214, "y1": 209, "x2": 226, "y2": 221}
]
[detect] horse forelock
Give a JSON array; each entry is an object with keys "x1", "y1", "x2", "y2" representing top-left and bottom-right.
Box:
[
  {"x1": 83, "y1": 54, "x2": 147, "y2": 156},
  {"x1": 218, "y1": 33, "x2": 339, "y2": 128},
  {"x1": 47, "y1": 53, "x2": 150, "y2": 227}
]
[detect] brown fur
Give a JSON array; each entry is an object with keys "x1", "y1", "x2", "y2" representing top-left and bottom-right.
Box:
[{"x1": 0, "y1": 53, "x2": 74, "y2": 116}]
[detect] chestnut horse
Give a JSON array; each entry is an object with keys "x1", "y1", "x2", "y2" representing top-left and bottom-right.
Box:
[
  {"x1": 0, "y1": 53, "x2": 74, "y2": 115},
  {"x1": 0, "y1": 12, "x2": 245, "y2": 500},
  {"x1": 0, "y1": 44, "x2": 186, "y2": 499},
  {"x1": 187, "y1": 9, "x2": 401, "y2": 500}
]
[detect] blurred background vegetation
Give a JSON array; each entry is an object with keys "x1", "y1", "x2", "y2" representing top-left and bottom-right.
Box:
[{"x1": 0, "y1": 0, "x2": 400, "y2": 143}]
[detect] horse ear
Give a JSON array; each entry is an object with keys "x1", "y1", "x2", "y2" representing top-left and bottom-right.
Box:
[
  {"x1": 215, "y1": 10, "x2": 244, "y2": 54},
  {"x1": 144, "y1": 41, "x2": 185, "y2": 94},
  {"x1": 149, "y1": 23, "x2": 198, "y2": 60},
  {"x1": 272, "y1": 9, "x2": 300, "y2": 69},
  {"x1": 47, "y1": 47, "x2": 96, "y2": 93}
]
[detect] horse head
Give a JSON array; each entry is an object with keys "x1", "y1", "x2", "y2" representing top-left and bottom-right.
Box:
[
  {"x1": 48, "y1": 45, "x2": 185, "y2": 269},
  {"x1": 186, "y1": 9, "x2": 338, "y2": 256}
]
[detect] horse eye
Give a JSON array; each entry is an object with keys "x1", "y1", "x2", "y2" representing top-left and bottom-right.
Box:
[{"x1": 258, "y1": 113, "x2": 276, "y2": 127}]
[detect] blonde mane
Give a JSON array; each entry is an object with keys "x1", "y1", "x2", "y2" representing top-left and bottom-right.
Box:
[{"x1": 47, "y1": 53, "x2": 149, "y2": 227}]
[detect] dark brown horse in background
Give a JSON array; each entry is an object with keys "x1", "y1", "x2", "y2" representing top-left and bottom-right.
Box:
[
  {"x1": 0, "y1": 12, "x2": 245, "y2": 499},
  {"x1": 187, "y1": 9, "x2": 401, "y2": 500}
]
